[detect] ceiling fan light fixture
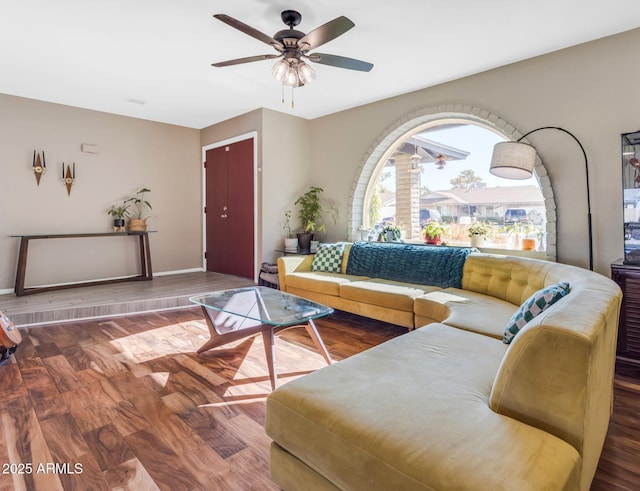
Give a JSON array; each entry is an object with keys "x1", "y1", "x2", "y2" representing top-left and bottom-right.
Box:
[
  {"x1": 283, "y1": 62, "x2": 300, "y2": 87},
  {"x1": 271, "y1": 59, "x2": 289, "y2": 82},
  {"x1": 297, "y1": 61, "x2": 316, "y2": 85}
]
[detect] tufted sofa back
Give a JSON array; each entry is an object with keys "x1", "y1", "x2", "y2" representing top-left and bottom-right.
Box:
[{"x1": 461, "y1": 253, "x2": 610, "y2": 306}]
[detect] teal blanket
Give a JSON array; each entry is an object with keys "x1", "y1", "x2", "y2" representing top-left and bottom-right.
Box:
[{"x1": 345, "y1": 241, "x2": 474, "y2": 288}]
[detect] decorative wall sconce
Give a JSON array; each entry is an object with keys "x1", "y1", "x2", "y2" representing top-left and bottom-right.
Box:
[
  {"x1": 32, "y1": 150, "x2": 46, "y2": 186},
  {"x1": 61, "y1": 162, "x2": 76, "y2": 196}
]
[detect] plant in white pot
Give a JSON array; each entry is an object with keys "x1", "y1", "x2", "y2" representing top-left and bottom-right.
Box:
[
  {"x1": 124, "y1": 187, "x2": 152, "y2": 232},
  {"x1": 380, "y1": 224, "x2": 401, "y2": 242},
  {"x1": 282, "y1": 210, "x2": 298, "y2": 252},
  {"x1": 467, "y1": 221, "x2": 494, "y2": 248}
]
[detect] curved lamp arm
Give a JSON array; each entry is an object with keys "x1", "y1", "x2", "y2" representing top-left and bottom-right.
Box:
[{"x1": 491, "y1": 126, "x2": 592, "y2": 270}]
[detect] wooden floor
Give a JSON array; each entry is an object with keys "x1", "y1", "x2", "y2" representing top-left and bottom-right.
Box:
[
  {"x1": 0, "y1": 287, "x2": 637, "y2": 489},
  {"x1": 0, "y1": 306, "x2": 407, "y2": 490}
]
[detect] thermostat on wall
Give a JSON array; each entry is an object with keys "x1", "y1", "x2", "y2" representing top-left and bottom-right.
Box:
[{"x1": 81, "y1": 143, "x2": 99, "y2": 154}]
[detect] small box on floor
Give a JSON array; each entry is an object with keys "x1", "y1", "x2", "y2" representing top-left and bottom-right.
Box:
[{"x1": 259, "y1": 262, "x2": 279, "y2": 289}]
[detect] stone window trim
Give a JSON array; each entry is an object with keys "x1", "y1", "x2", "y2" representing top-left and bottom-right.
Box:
[{"x1": 347, "y1": 104, "x2": 557, "y2": 261}]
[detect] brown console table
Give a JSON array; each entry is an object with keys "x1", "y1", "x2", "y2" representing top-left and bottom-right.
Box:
[{"x1": 12, "y1": 231, "x2": 153, "y2": 296}]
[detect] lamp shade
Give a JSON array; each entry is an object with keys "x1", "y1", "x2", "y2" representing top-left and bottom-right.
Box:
[{"x1": 490, "y1": 141, "x2": 536, "y2": 179}]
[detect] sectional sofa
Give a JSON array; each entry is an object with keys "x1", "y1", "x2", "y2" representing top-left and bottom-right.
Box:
[{"x1": 266, "y1": 241, "x2": 622, "y2": 491}]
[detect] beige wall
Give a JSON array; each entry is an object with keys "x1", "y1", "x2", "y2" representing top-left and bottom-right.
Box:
[
  {"x1": 261, "y1": 109, "x2": 311, "y2": 263},
  {"x1": 0, "y1": 94, "x2": 201, "y2": 291},
  {"x1": 309, "y1": 28, "x2": 639, "y2": 274}
]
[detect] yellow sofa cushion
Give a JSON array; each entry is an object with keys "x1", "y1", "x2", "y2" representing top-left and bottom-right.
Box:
[
  {"x1": 285, "y1": 272, "x2": 369, "y2": 297},
  {"x1": 414, "y1": 288, "x2": 518, "y2": 339},
  {"x1": 340, "y1": 279, "x2": 441, "y2": 312},
  {"x1": 266, "y1": 323, "x2": 580, "y2": 491}
]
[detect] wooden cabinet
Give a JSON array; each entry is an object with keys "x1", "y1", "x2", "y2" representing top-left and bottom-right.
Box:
[{"x1": 611, "y1": 259, "x2": 640, "y2": 377}]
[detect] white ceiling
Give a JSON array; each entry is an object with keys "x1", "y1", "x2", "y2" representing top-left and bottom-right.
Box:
[{"x1": 2, "y1": 0, "x2": 640, "y2": 129}]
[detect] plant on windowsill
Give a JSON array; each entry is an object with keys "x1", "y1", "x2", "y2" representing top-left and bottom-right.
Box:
[
  {"x1": 294, "y1": 186, "x2": 338, "y2": 252},
  {"x1": 502, "y1": 222, "x2": 541, "y2": 250},
  {"x1": 380, "y1": 224, "x2": 402, "y2": 242},
  {"x1": 124, "y1": 187, "x2": 152, "y2": 232},
  {"x1": 520, "y1": 223, "x2": 542, "y2": 251},
  {"x1": 467, "y1": 221, "x2": 494, "y2": 248},
  {"x1": 422, "y1": 221, "x2": 448, "y2": 245},
  {"x1": 107, "y1": 204, "x2": 129, "y2": 232}
]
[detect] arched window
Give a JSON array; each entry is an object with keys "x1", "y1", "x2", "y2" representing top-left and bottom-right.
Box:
[{"x1": 350, "y1": 108, "x2": 556, "y2": 259}]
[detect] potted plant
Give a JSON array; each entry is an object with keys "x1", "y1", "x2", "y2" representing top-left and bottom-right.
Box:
[
  {"x1": 521, "y1": 223, "x2": 541, "y2": 251},
  {"x1": 282, "y1": 210, "x2": 298, "y2": 252},
  {"x1": 422, "y1": 221, "x2": 447, "y2": 245},
  {"x1": 124, "y1": 187, "x2": 152, "y2": 232},
  {"x1": 358, "y1": 225, "x2": 370, "y2": 241},
  {"x1": 107, "y1": 204, "x2": 129, "y2": 232},
  {"x1": 502, "y1": 222, "x2": 522, "y2": 249},
  {"x1": 294, "y1": 186, "x2": 338, "y2": 252},
  {"x1": 467, "y1": 221, "x2": 494, "y2": 248},
  {"x1": 380, "y1": 224, "x2": 401, "y2": 242}
]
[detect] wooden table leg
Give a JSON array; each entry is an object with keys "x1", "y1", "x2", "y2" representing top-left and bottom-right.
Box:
[
  {"x1": 138, "y1": 232, "x2": 153, "y2": 280},
  {"x1": 14, "y1": 237, "x2": 29, "y2": 297},
  {"x1": 261, "y1": 327, "x2": 277, "y2": 390},
  {"x1": 305, "y1": 319, "x2": 333, "y2": 365},
  {"x1": 196, "y1": 306, "x2": 263, "y2": 353},
  {"x1": 197, "y1": 307, "x2": 278, "y2": 389},
  {"x1": 195, "y1": 307, "x2": 330, "y2": 391}
]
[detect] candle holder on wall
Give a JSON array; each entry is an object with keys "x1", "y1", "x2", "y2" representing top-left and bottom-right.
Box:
[
  {"x1": 61, "y1": 162, "x2": 76, "y2": 196},
  {"x1": 32, "y1": 150, "x2": 46, "y2": 186}
]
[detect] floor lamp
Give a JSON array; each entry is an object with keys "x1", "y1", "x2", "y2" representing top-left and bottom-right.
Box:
[{"x1": 489, "y1": 126, "x2": 593, "y2": 271}]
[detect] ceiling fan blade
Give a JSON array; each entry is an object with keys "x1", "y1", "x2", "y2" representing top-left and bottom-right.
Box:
[
  {"x1": 308, "y1": 53, "x2": 373, "y2": 72},
  {"x1": 212, "y1": 54, "x2": 281, "y2": 68},
  {"x1": 213, "y1": 14, "x2": 278, "y2": 47},
  {"x1": 298, "y1": 16, "x2": 354, "y2": 51}
]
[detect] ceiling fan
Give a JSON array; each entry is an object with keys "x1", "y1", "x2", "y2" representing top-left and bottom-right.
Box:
[{"x1": 211, "y1": 10, "x2": 373, "y2": 90}]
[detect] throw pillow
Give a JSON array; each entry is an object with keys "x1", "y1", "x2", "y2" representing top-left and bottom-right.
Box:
[
  {"x1": 503, "y1": 281, "x2": 571, "y2": 344},
  {"x1": 311, "y1": 243, "x2": 345, "y2": 273}
]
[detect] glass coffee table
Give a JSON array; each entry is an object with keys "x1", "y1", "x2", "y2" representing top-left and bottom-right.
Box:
[{"x1": 189, "y1": 286, "x2": 334, "y2": 390}]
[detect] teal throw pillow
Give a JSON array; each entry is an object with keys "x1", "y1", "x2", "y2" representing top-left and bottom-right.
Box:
[
  {"x1": 311, "y1": 243, "x2": 345, "y2": 273},
  {"x1": 503, "y1": 281, "x2": 571, "y2": 344}
]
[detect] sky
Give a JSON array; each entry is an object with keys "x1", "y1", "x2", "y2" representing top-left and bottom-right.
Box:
[{"x1": 386, "y1": 124, "x2": 538, "y2": 191}]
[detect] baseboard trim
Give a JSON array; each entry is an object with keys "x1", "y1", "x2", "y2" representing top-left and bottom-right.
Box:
[{"x1": 155, "y1": 268, "x2": 205, "y2": 277}]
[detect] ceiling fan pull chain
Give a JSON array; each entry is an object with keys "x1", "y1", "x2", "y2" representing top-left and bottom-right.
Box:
[
  {"x1": 291, "y1": 86, "x2": 294, "y2": 109},
  {"x1": 281, "y1": 83, "x2": 285, "y2": 104}
]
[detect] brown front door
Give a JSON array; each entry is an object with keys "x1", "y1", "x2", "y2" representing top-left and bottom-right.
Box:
[{"x1": 205, "y1": 137, "x2": 254, "y2": 279}]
